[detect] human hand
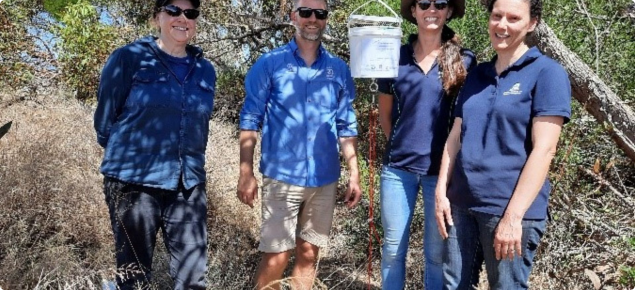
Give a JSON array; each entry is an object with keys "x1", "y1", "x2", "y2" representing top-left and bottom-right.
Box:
[
  {"x1": 494, "y1": 213, "x2": 523, "y2": 260},
  {"x1": 236, "y1": 173, "x2": 258, "y2": 208},
  {"x1": 344, "y1": 176, "x2": 362, "y2": 209},
  {"x1": 435, "y1": 191, "x2": 453, "y2": 239}
]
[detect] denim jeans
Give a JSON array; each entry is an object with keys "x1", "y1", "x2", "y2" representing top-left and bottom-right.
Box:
[
  {"x1": 443, "y1": 205, "x2": 546, "y2": 290},
  {"x1": 103, "y1": 177, "x2": 208, "y2": 290},
  {"x1": 380, "y1": 166, "x2": 443, "y2": 290}
]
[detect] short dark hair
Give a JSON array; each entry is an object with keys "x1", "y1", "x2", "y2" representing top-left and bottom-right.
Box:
[
  {"x1": 153, "y1": 0, "x2": 201, "y2": 18},
  {"x1": 292, "y1": 0, "x2": 328, "y2": 10},
  {"x1": 487, "y1": 0, "x2": 542, "y2": 22}
]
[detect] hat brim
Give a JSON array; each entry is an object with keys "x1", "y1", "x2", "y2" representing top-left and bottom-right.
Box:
[{"x1": 401, "y1": 0, "x2": 465, "y2": 24}]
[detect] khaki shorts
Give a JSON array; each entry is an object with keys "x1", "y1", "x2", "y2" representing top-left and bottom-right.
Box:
[{"x1": 258, "y1": 177, "x2": 337, "y2": 253}]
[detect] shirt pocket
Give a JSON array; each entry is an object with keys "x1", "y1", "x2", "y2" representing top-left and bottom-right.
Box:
[
  {"x1": 188, "y1": 78, "x2": 215, "y2": 115},
  {"x1": 127, "y1": 69, "x2": 171, "y2": 107},
  {"x1": 314, "y1": 80, "x2": 339, "y2": 110}
]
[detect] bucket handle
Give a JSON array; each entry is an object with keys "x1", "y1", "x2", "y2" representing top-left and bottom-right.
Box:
[{"x1": 348, "y1": 0, "x2": 401, "y2": 23}]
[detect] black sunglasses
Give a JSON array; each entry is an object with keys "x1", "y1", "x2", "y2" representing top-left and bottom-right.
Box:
[
  {"x1": 416, "y1": 0, "x2": 449, "y2": 10},
  {"x1": 157, "y1": 4, "x2": 200, "y2": 20},
  {"x1": 296, "y1": 7, "x2": 329, "y2": 20}
]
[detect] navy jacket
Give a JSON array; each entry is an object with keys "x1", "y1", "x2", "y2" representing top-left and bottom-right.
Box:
[{"x1": 94, "y1": 36, "x2": 216, "y2": 190}]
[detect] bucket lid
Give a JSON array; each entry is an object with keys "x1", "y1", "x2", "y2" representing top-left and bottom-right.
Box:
[
  {"x1": 349, "y1": 26, "x2": 402, "y2": 36},
  {"x1": 348, "y1": 14, "x2": 402, "y2": 25}
]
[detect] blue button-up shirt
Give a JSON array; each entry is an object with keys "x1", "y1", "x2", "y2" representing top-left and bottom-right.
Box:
[
  {"x1": 240, "y1": 39, "x2": 357, "y2": 187},
  {"x1": 94, "y1": 36, "x2": 216, "y2": 190}
]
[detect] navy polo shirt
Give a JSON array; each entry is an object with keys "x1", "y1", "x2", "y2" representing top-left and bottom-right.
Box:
[
  {"x1": 377, "y1": 34, "x2": 476, "y2": 175},
  {"x1": 448, "y1": 47, "x2": 571, "y2": 220}
]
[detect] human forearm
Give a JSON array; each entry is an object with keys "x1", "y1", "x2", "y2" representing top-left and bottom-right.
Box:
[
  {"x1": 435, "y1": 119, "x2": 463, "y2": 238},
  {"x1": 339, "y1": 136, "x2": 362, "y2": 208},
  {"x1": 339, "y1": 137, "x2": 359, "y2": 179},
  {"x1": 504, "y1": 116, "x2": 563, "y2": 219},
  {"x1": 239, "y1": 130, "x2": 258, "y2": 175},
  {"x1": 378, "y1": 93, "x2": 393, "y2": 139},
  {"x1": 504, "y1": 145, "x2": 557, "y2": 219},
  {"x1": 436, "y1": 119, "x2": 462, "y2": 194}
]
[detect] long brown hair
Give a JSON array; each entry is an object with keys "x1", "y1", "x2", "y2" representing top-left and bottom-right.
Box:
[{"x1": 437, "y1": 25, "x2": 467, "y2": 98}]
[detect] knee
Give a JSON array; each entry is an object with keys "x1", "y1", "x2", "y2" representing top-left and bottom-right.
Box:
[
  {"x1": 295, "y1": 242, "x2": 319, "y2": 264},
  {"x1": 382, "y1": 242, "x2": 406, "y2": 265},
  {"x1": 262, "y1": 252, "x2": 291, "y2": 269}
]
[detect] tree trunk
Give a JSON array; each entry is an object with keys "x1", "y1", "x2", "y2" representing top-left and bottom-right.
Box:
[{"x1": 529, "y1": 23, "x2": 635, "y2": 163}]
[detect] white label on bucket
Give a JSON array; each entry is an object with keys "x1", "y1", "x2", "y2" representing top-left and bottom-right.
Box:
[{"x1": 349, "y1": 31, "x2": 401, "y2": 78}]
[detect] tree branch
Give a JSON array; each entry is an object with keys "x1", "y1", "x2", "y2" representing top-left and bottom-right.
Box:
[{"x1": 528, "y1": 23, "x2": 635, "y2": 163}]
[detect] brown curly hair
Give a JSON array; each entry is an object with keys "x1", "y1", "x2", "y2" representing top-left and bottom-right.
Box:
[{"x1": 437, "y1": 25, "x2": 468, "y2": 98}]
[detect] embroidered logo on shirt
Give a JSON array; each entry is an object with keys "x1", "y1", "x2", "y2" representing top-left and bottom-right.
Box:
[
  {"x1": 503, "y1": 83, "x2": 522, "y2": 95},
  {"x1": 326, "y1": 67, "x2": 335, "y2": 80},
  {"x1": 286, "y1": 63, "x2": 296, "y2": 73}
]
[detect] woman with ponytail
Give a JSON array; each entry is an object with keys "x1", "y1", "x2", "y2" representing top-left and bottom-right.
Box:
[{"x1": 376, "y1": 0, "x2": 475, "y2": 289}]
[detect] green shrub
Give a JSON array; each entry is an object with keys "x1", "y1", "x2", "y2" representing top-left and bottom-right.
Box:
[{"x1": 57, "y1": 0, "x2": 120, "y2": 101}]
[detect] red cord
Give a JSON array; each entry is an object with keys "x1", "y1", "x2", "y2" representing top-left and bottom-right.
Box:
[{"x1": 367, "y1": 107, "x2": 381, "y2": 289}]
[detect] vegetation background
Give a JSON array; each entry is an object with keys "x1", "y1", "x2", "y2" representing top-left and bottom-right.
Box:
[{"x1": 0, "y1": 0, "x2": 634, "y2": 289}]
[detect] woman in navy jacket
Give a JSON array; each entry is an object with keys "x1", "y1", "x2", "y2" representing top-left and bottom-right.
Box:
[
  {"x1": 94, "y1": 0, "x2": 215, "y2": 289},
  {"x1": 434, "y1": 0, "x2": 571, "y2": 288},
  {"x1": 376, "y1": 0, "x2": 475, "y2": 288}
]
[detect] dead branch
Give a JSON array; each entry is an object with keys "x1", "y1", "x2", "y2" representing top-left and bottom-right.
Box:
[{"x1": 581, "y1": 167, "x2": 635, "y2": 208}]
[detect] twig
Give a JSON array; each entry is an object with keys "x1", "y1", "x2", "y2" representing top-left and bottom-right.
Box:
[
  {"x1": 575, "y1": 0, "x2": 601, "y2": 71},
  {"x1": 581, "y1": 167, "x2": 635, "y2": 208}
]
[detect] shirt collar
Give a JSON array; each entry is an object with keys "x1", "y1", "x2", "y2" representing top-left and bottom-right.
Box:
[
  {"x1": 405, "y1": 34, "x2": 439, "y2": 70},
  {"x1": 487, "y1": 46, "x2": 542, "y2": 76},
  {"x1": 288, "y1": 37, "x2": 325, "y2": 60},
  {"x1": 140, "y1": 35, "x2": 203, "y2": 59}
]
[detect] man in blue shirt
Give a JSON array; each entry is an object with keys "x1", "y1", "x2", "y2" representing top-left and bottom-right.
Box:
[{"x1": 236, "y1": 0, "x2": 361, "y2": 289}]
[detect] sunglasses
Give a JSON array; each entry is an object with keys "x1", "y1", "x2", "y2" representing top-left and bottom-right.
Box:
[
  {"x1": 416, "y1": 0, "x2": 449, "y2": 11},
  {"x1": 157, "y1": 4, "x2": 200, "y2": 20},
  {"x1": 296, "y1": 7, "x2": 329, "y2": 20}
]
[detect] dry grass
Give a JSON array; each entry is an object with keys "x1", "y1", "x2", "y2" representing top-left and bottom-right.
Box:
[{"x1": 0, "y1": 91, "x2": 634, "y2": 290}]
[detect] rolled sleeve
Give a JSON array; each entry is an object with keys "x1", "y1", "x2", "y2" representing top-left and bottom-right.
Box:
[
  {"x1": 336, "y1": 66, "x2": 358, "y2": 137},
  {"x1": 240, "y1": 57, "x2": 271, "y2": 131},
  {"x1": 94, "y1": 48, "x2": 132, "y2": 148},
  {"x1": 532, "y1": 63, "x2": 572, "y2": 124}
]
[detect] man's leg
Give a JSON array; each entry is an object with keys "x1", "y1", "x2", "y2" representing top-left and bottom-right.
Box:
[
  {"x1": 256, "y1": 251, "x2": 292, "y2": 290},
  {"x1": 290, "y1": 238, "x2": 320, "y2": 290},
  {"x1": 293, "y1": 181, "x2": 337, "y2": 289},
  {"x1": 257, "y1": 178, "x2": 306, "y2": 289}
]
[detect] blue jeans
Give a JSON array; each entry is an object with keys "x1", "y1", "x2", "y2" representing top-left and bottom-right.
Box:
[
  {"x1": 443, "y1": 205, "x2": 546, "y2": 290},
  {"x1": 103, "y1": 177, "x2": 208, "y2": 290},
  {"x1": 380, "y1": 166, "x2": 443, "y2": 290}
]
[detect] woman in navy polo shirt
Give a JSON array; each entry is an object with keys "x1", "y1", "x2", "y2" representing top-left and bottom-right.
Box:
[
  {"x1": 94, "y1": 0, "x2": 215, "y2": 288},
  {"x1": 434, "y1": 0, "x2": 571, "y2": 288},
  {"x1": 376, "y1": 0, "x2": 475, "y2": 288}
]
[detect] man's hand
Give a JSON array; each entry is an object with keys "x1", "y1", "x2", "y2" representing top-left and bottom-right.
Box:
[
  {"x1": 344, "y1": 175, "x2": 362, "y2": 209},
  {"x1": 237, "y1": 173, "x2": 258, "y2": 208}
]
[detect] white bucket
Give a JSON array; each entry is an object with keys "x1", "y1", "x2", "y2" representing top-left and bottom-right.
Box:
[
  {"x1": 349, "y1": 25, "x2": 402, "y2": 78},
  {"x1": 347, "y1": 1, "x2": 402, "y2": 78}
]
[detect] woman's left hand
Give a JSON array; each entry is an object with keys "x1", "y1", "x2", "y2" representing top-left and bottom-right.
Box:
[{"x1": 494, "y1": 213, "x2": 523, "y2": 261}]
